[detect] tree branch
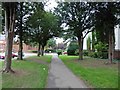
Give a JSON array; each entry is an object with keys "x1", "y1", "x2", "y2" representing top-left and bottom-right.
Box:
[{"x1": 82, "y1": 27, "x2": 94, "y2": 39}]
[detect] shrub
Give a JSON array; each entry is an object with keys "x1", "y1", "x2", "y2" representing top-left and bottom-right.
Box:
[
  {"x1": 97, "y1": 51, "x2": 108, "y2": 59},
  {"x1": 88, "y1": 52, "x2": 94, "y2": 57},
  {"x1": 75, "y1": 49, "x2": 79, "y2": 55},
  {"x1": 56, "y1": 49, "x2": 62, "y2": 55},
  {"x1": 45, "y1": 49, "x2": 56, "y2": 53},
  {"x1": 94, "y1": 42, "x2": 108, "y2": 59},
  {"x1": 83, "y1": 50, "x2": 89, "y2": 56},
  {"x1": 67, "y1": 41, "x2": 79, "y2": 55},
  {"x1": 31, "y1": 50, "x2": 37, "y2": 53},
  {"x1": 88, "y1": 51, "x2": 108, "y2": 59}
]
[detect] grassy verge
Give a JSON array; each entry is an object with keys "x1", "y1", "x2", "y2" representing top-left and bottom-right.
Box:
[
  {"x1": 26, "y1": 55, "x2": 52, "y2": 63},
  {"x1": 59, "y1": 55, "x2": 119, "y2": 88},
  {"x1": 1, "y1": 55, "x2": 52, "y2": 88}
]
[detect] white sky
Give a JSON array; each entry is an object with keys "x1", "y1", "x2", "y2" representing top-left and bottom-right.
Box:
[{"x1": 44, "y1": 0, "x2": 58, "y2": 11}]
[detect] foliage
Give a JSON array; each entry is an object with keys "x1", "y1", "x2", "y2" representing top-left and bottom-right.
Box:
[
  {"x1": 47, "y1": 38, "x2": 56, "y2": 49},
  {"x1": 88, "y1": 51, "x2": 97, "y2": 58},
  {"x1": 25, "y1": 6, "x2": 61, "y2": 55},
  {"x1": 88, "y1": 42, "x2": 108, "y2": 59},
  {"x1": 83, "y1": 50, "x2": 89, "y2": 56},
  {"x1": 93, "y1": 2, "x2": 120, "y2": 62},
  {"x1": 67, "y1": 41, "x2": 79, "y2": 55},
  {"x1": 75, "y1": 49, "x2": 79, "y2": 55},
  {"x1": 56, "y1": 49, "x2": 62, "y2": 55},
  {"x1": 94, "y1": 42, "x2": 108, "y2": 52},
  {"x1": 87, "y1": 36, "x2": 91, "y2": 51},
  {"x1": 55, "y1": 2, "x2": 94, "y2": 59},
  {"x1": 45, "y1": 49, "x2": 56, "y2": 53}
]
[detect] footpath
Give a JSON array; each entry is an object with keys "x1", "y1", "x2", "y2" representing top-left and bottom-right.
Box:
[{"x1": 47, "y1": 54, "x2": 87, "y2": 88}]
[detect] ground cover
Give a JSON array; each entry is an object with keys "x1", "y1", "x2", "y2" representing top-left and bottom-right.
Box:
[{"x1": 59, "y1": 55, "x2": 119, "y2": 88}]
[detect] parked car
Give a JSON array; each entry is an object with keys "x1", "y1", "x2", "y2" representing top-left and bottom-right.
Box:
[
  {"x1": 12, "y1": 52, "x2": 18, "y2": 58},
  {"x1": 0, "y1": 52, "x2": 5, "y2": 59},
  {"x1": 63, "y1": 51, "x2": 67, "y2": 54},
  {"x1": 0, "y1": 52, "x2": 18, "y2": 59}
]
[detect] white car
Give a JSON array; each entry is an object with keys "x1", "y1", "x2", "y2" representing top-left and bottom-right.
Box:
[
  {"x1": 0, "y1": 52, "x2": 5, "y2": 59},
  {"x1": 0, "y1": 52, "x2": 18, "y2": 59}
]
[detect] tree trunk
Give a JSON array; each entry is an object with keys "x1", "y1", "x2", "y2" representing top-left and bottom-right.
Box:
[
  {"x1": 41, "y1": 45, "x2": 44, "y2": 56},
  {"x1": 92, "y1": 31, "x2": 95, "y2": 52},
  {"x1": 3, "y1": 3, "x2": 16, "y2": 73},
  {"x1": 77, "y1": 33, "x2": 83, "y2": 60},
  {"x1": 108, "y1": 30, "x2": 114, "y2": 63},
  {"x1": 37, "y1": 42, "x2": 41, "y2": 56},
  {"x1": 18, "y1": 2, "x2": 23, "y2": 60}
]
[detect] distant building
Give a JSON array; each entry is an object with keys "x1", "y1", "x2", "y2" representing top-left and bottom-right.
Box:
[
  {"x1": 0, "y1": 34, "x2": 6, "y2": 52},
  {"x1": 115, "y1": 25, "x2": 120, "y2": 50},
  {"x1": 0, "y1": 34, "x2": 38, "y2": 52},
  {"x1": 114, "y1": 25, "x2": 120, "y2": 59}
]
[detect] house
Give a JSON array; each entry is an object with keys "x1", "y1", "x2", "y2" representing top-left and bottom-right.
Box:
[{"x1": 114, "y1": 25, "x2": 120, "y2": 59}]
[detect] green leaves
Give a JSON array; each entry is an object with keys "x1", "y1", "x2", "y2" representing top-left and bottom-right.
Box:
[{"x1": 24, "y1": 3, "x2": 61, "y2": 48}]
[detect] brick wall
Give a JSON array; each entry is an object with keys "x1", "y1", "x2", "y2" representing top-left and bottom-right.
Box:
[
  {"x1": 13, "y1": 43, "x2": 38, "y2": 52},
  {"x1": 0, "y1": 40, "x2": 38, "y2": 52},
  {"x1": 114, "y1": 50, "x2": 120, "y2": 59}
]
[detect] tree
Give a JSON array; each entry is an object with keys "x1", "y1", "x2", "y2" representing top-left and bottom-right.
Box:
[
  {"x1": 16, "y1": 2, "x2": 24, "y2": 60},
  {"x1": 93, "y1": 2, "x2": 120, "y2": 63},
  {"x1": 91, "y1": 31, "x2": 96, "y2": 51},
  {"x1": 67, "y1": 40, "x2": 79, "y2": 55},
  {"x1": 24, "y1": 3, "x2": 61, "y2": 56},
  {"x1": 87, "y1": 36, "x2": 91, "y2": 52},
  {"x1": 47, "y1": 38, "x2": 56, "y2": 49},
  {"x1": 3, "y1": 2, "x2": 17, "y2": 73},
  {"x1": 15, "y1": 2, "x2": 35, "y2": 60},
  {"x1": 0, "y1": 3, "x2": 2, "y2": 33},
  {"x1": 55, "y1": 2, "x2": 94, "y2": 60}
]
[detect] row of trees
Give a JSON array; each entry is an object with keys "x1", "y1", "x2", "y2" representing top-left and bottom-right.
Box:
[
  {"x1": 1, "y1": 2, "x2": 120, "y2": 73},
  {"x1": 54, "y1": 2, "x2": 120, "y2": 63},
  {"x1": 2, "y1": 2, "x2": 61, "y2": 73}
]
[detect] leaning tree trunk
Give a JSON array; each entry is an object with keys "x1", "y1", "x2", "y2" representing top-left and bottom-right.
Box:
[
  {"x1": 18, "y1": 2, "x2": 23, "y2": 60},
  {"x1": 3, "y1": 3, "x2": 16, "y2": 73},
  {"x1": 37, "y1": 42, "x2": 41, "y2": 56},
  {"x1": 77, "y1": 33, "x2": 83, "y2": 60}
]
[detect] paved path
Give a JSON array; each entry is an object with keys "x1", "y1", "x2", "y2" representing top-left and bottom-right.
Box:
[{"x1": 47, "y1": 54, "x2": 88, "y2": 88}]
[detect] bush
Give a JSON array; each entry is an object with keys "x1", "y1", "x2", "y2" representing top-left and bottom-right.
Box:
[
  {"x1": 97, "y1": 51, "x2": 108, "y2": 59},
  {"x1": 75, "y1": 49, "x2": 79, "y2": 55},
  {"x1": 88, "y1": 51, "x2": 108, "y2": 59},
  {"x1": 93, "y1": 42, "x2": 108, "y2": 59},
  {"x1": 83, "y1": 50, "x2": 89, "y2": 56},
  {"x1": 75, "y1": 50, "x2": 89, "y2": 56},
  {"x1": 56, "y1": 49, "x2": 62, "y2": 55},
  {"x1": 31, "y1": 50, "x2": 37, "y2": 53},
  {"x1": 67, "y1": 41, "x2": 79, "y2": 55},
  {"x1": 88, "y1": 52, "x2": 94, "y2": 57},
  {"x1": 45, "y1": 49, "x2": 56, "y2": 53}
]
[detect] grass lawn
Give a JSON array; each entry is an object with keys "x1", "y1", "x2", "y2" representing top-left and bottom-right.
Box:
[
  {"x1": 1, "y1": 55, "x2": 52, "y2": 88},
  {"x1": 59, "y1": 55, "x2": 119, "y2": 88}
]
